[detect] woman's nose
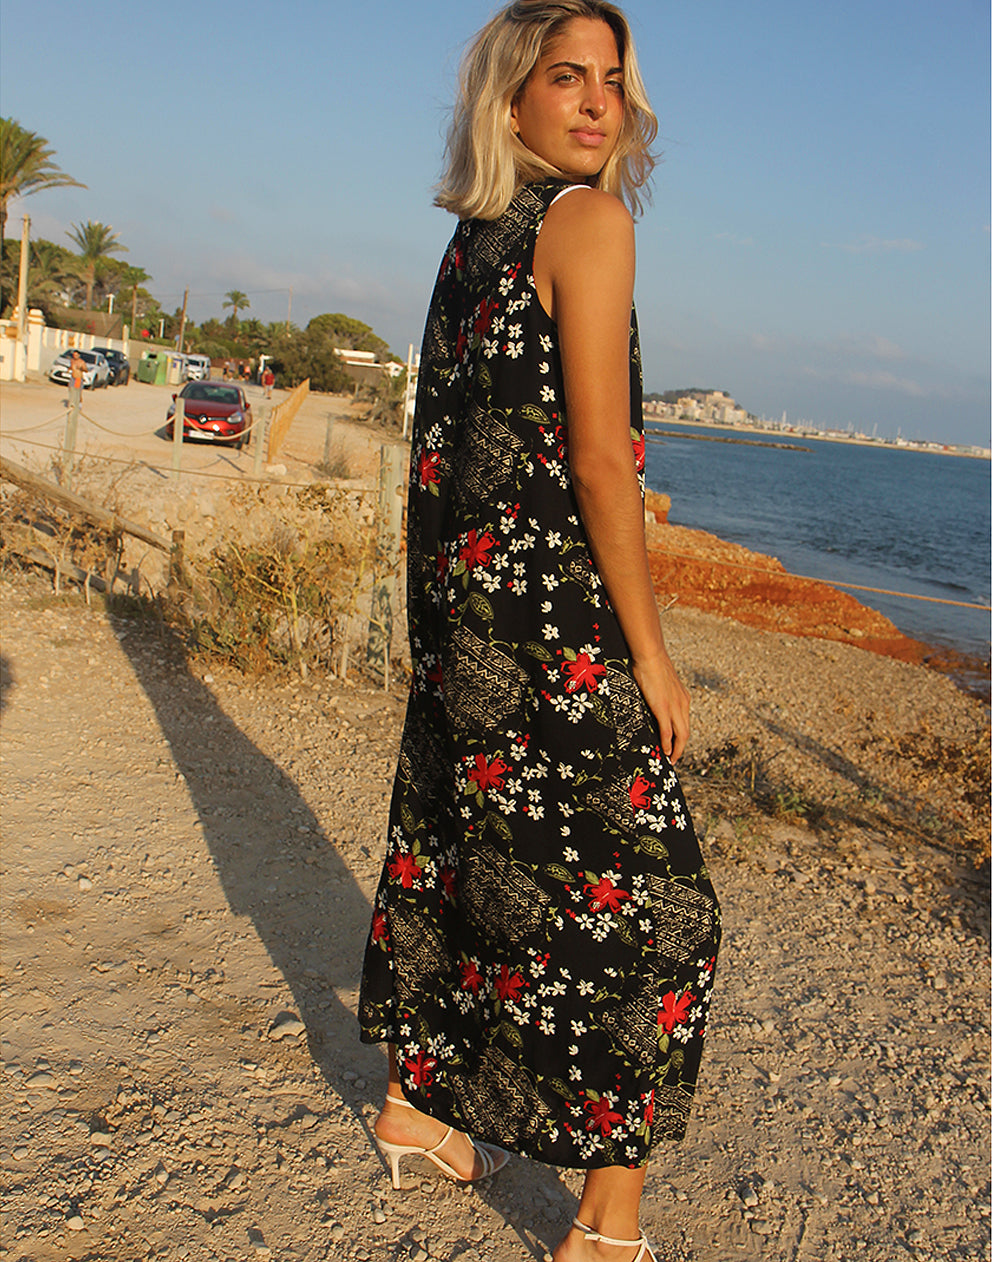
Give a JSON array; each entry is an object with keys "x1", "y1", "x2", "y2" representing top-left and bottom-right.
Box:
[{"x1": 582, "y1": 82, "x2": 608, "y2": 118}]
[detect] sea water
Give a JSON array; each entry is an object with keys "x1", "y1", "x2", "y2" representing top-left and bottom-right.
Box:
[{"x1": 644, "y1": 422, "x2": 991, "y2": 666}]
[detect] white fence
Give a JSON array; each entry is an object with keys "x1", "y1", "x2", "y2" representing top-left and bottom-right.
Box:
[{"x1": 0, "y1": 308, "x2": 133, "y2": 382}]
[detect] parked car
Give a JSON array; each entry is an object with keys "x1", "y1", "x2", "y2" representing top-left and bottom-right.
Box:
[
  {"x1": 185, "y1": 354, "x2": 212, "y2": 381},
  {"x1": 165, "y1": 380, "x2": 252, "y2": 449},
  {"x1": 93, "y1": 347, "x2": 131, "y2": 385},
  {"x1": 48, "y1": 349, "x2": 111, "y2": 389}
]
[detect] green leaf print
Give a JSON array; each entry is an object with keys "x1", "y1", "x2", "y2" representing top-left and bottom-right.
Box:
[
  {"x1": 400, "y1": 803, "x2": 419, "y2": 835},
  {"x1": 519, "y1": 403, "x2": 549, "y2": 425},
  {"x1": 543, "y1": 864, "x2": 575, "y2": 883},
  {"x1": 467, "y1": 592, "x2": 494, "y2": 620},
  {"x1": 638, "y1": 835, "x2": 670, "y2": 860},
  {"x1": 500, "y1": 1021, "x2": 523, "y2": 1049},
  {"x1": 612, "y1": 916, "x2": 636, "y2": 948},
  {"x1": 522, "y1": 641, "x2": 554, "y2": 661},
  {"x1": 545, "y1": 1077, "x2": 578, "y2": 1102},
  {"x1": 486, "y1": 812, "x2": 513, "y2": 841}
]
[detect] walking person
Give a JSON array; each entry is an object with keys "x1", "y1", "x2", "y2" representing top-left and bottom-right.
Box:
[
  {"x1": 359, "y1": 4, "x2": 720, "y2": 1257},
  {"x1": 261, "y1": 365, "x2": 275, "y2": 399}
]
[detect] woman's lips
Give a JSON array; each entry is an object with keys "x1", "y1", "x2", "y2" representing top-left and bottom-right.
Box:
[{"x1": 571, "y1": 129, "x2": 607, "y2": 146}]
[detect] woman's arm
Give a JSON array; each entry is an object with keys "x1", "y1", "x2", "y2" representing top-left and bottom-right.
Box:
[{"x1": 534, "y1": 188, "x2": 691, "y2": 762}]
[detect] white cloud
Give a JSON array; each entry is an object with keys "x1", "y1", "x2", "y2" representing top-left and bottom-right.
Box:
[{"x1": 714, "y1": 231, "x2": 755, "y2": 247}]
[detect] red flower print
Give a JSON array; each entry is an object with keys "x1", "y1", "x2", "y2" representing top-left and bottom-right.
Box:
[
  {"x1": 459, "y1": 529, "x2": 496, "y2": 570},
  {"x1": 468, "y1": 753, "x2": 508, "y2": 792},
  {"x1": 455, "y1": 327, "x2": 468, "y2": 361},
  {"x1": 658, "y1": 990, "x2": 695, "y2": 1033},
  {"x1": 632, "y1": 432, "x2": 645, "y2": 472},
  {"x1": 584, "y1": 1096, "x2": 624, "y2": 1136},
  {"x1": 440, "y1": 865, "x2": 457, "y2": 901},
  {"x1": 473, "y1": 297, "x2": 497, "y2": 337},
  {"x1": 371, "y1": 910, "x2": 387, "y2": 942},
  {"x1": 436, "y1": 551, "x2": 449, "y2": 580},
  {"x1": 426, "y1": 661, "x2": 443, "y2": 685},
  {"x1": 460, "y1": 960, "x2": 483, "y2": 994},
  {"x1": 584, "y1": 876, "x2": 631, "y2": 914},
  {"x1": 562, "y1": 652, "x2": 606, "y2": 694},
  {"x1": 495, "y1": 965, "x2": 525, "y2": 1002},
  {"x1": 629, "y1": 774, "x2": 653, "y2": 810},
  {"x1": 419, "y1": 451, "x2": 441, "y2": 486},
  {"x1": 388, "y1": 852, "x2": 423, "y2": 889},
  {"x1": 644, "y1": 1089, "x2": 655, "y2": 1125},
  {"x1": 404, "y1": 1049, "x2": 437, "y2": 1087}
]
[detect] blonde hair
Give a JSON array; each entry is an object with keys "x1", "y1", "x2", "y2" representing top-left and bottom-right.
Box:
[{"x1": 435, "y1": 0, "x2": 657, "y2": 221}]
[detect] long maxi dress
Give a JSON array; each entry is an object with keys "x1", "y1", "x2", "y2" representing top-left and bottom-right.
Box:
[{"x1": 359, "y1": 178, "x2": 720, "y2": 1170}]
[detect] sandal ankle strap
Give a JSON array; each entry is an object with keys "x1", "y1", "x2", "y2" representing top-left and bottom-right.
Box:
[
  {"x1": 572, "y1": 1217, "x2": 645, "y2": 1249},
  {"x1": 385, "y1": 1091, "x2": 416, "y2": 1109}
]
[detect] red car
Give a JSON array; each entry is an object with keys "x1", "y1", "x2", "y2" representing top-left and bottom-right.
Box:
[{"x1": 166, "y1": 380, "x2": 252, "y2": 449}]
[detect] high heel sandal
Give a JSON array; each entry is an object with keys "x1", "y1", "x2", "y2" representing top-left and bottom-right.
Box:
[
  {"x1": 572, "y1": 1217, "x2": 657, "y2": 1262},
  {"x1": 374, "y1": 1092, "x2": 509, "y2": 1190}
]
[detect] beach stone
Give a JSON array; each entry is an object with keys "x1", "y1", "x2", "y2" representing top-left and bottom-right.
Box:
[
  {"x1": 77, "y1": 876, "x2": 93, "y2": 891},
  {"x1": 329, "y1": 1222, "x2": 345, "y2": 1241},
  {"x1": 268, "y1": 1012, "x2": 305, "y2": 1040},
  {"x1": 26, "y1": 1071, "x2": 56, "y2": 1089},
  {"x1": 66, "y1": 1214, "x2": 85, "y2": 1231},
  {"x1": 89, "y1": 1131, "x2": 113, "y2": 1147}
]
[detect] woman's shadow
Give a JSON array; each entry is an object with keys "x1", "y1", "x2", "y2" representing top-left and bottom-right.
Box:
[{"x1": 113, "y1": 615, "x2": 570, "y2": 1257}]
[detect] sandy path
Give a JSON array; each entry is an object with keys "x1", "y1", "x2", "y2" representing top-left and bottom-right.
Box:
[{"x1": 1, "y1": 581, "x2": 988, "y2": 1262}]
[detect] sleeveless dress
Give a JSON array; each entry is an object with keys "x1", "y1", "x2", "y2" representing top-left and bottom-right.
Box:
[{"x1": 359, "y1": 178, "x2": 720, "y2": 1169}]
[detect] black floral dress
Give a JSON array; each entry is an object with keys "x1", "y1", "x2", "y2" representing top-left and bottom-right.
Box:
[{"x1": 359, "y1": 179, "x2": 720, "y2": 1169}]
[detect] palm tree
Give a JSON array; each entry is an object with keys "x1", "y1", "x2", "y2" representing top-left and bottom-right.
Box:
[
  {"x1": 119, "y1": 264, "x2": 151, "y2": 330},
  {"x1": 67, "y1": 220, "x2": 127, "y2": 310},
  {"x1": 223, "y1": 289, "x2": 249, "y2": 325},
  {"x1": 0, "y1": 118, "x2": 85, "y2": 243}
]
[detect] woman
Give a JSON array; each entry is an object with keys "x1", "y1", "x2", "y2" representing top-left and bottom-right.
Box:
[{"x1": 359, "y1": 4, "x2": 720, "y2": 1258}]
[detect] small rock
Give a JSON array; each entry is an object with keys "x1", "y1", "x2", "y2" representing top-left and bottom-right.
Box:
[
  {"x1": 330, "y1": 1222, "x2": 345, "y2": 1241},
  {"x1": 373, "y1": 1207, "x2": 387, "y2": 1224},
  {"x1": 410, "y1": 1249, "x2": 428, "y2": 1262},
  {"x1": 226, "y1": 1169, "x2": 246, "y2": 1190},
  {"x1": 750, "y1": 1220, "x2": 773, "y2": 1235},
  {"x1": 77, "y1": 876, "x2": 93, "y2": 891},
  {"x1": 89, "y1": 1131, "x2": 113, "y2": 1147},
  {"x1": 12, "y1": 1145, "x2": 28, "y2": 1159},
  {"x1": 66, "y1": 1215, "x2": 85, "y2": 1231},
  {"x1": 26, "y1": 1071, "x2": 56, "y2": 1089},
  {"x1": 203, "y1": 674, "x2": 214, "y2": 685},
  {"x1": 268, "y1": 1012, "x2": 305, "y2": 1040}
]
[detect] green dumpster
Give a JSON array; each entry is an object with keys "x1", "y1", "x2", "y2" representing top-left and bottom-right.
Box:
[{"x1": 136, "y1": 352, "x2": 170, "y2": 385}]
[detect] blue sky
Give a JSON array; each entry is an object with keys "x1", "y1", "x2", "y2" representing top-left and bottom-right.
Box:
[{"x1": 3, "y1": 0, "x2": 989, "y2": 443}]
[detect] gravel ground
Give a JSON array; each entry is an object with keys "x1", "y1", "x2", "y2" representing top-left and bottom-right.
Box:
[{"x1": 1, "y1": 578, "x2": 988, "y2": 1262}]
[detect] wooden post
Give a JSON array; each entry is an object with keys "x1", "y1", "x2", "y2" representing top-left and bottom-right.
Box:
[
  {"x1": 63, "y1": 393, "x2": 81, "y2": 489},
  {"x1": 168, "y1": 529, "x2": 188, "y2": 594},
  {"x1": 171, "y1": 397, "x2": 184, "y2": 480},
  {"x1": 252, "y1": 406, "x2": 267, "y2": 479},
  {"x1": 366, "y1": 444, "x2": 404, "y2": 686}
]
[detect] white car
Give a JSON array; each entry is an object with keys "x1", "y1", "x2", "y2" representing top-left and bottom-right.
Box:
[
  {"x1": 185, "y1": 354, "x2": 212, "y2": 381},
  {"x1": 49, "y1": 349, "x2": 111, "y2": 389}
]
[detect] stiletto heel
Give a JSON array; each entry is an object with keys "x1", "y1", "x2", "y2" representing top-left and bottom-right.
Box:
[
  {"x1": 572, "y1": 1217, "x2": 657, "y2": 1262},
  {"x1": 373, "y1": 1092, "x2": 508, "y2": 1189}
]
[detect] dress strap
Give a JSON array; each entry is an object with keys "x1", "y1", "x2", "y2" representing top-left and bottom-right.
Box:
[{"x1": 549, "y1": 183, "x2": 592, "y2": 207}]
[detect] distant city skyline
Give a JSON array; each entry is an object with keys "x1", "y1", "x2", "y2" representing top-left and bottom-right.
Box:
[{"x1": 2, "y1": 0, "x2": 989, "y2": 444}]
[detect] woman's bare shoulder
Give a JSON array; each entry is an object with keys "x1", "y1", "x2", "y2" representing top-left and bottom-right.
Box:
[{"x1": 543, "y1": 187, "x2": 634, "y2": 240}]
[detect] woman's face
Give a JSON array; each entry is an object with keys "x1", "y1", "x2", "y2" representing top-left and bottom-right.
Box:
[{"x1": 510, "y1": 17, "x2": 625, "y2": 181}]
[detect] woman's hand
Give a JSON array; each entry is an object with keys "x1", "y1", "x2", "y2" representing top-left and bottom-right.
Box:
[{"x1": 632, "y1": 648, "x2": 691, "y2": 764}]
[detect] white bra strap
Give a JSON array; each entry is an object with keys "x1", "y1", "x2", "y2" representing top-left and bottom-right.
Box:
[{"x1": 549, "y1": 183, "x2": 592, "y2": 207}]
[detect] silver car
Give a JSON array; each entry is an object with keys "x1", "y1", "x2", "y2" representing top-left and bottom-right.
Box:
[{"x1": 49, "y1": 349, "x2": 111, "y2": 389}]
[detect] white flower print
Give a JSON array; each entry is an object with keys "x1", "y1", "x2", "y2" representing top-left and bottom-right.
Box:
[{"x1": 542, "y1": 624, "x2": 559, "y2": 641}]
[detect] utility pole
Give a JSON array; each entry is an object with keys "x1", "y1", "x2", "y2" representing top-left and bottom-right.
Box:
[
  {"x1": 177, "y1": 287, "x2": 189, "y2": 352},
  {"x1": 16, "y1": 215, "x2": 30, "y2": 354}
]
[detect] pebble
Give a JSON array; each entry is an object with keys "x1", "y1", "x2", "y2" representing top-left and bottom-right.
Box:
[
  {"x1": 330, "y1": 1223, "x2": 345, "y2": 1242},
  {"x1": 373, "y1": 1207, "x2": 387, "y2": 1224},
  {"x1": 66, "y1": 1215, "x2": 85, "y2": 1231},
  {"x1": 26, "y1": 1071, "x2": 56, "y2": 1089},
  {"x1": 89, "y1": 1131, "x2": 113, "y2": 1147},
  {"x1": 77, "y1": 876, "x2": 93, "y2": 891},
  {"x1": 268, "y1": 1012, "x2": 305, "y2": 1040}
]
